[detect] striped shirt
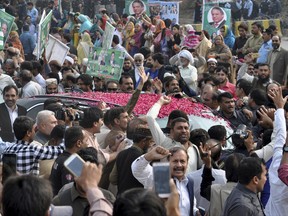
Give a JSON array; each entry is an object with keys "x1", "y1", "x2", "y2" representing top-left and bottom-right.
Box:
[{"x1": 4, "y1": 140, "x2": 64, "y2": 175}]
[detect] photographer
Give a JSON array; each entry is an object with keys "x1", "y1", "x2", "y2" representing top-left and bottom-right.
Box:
[
  {"x1": 44, "y1": 99, "x2": 83, "y2": 127},
  {"x1": 231, "y1": 128, "x2": 255, "y2": 157}
]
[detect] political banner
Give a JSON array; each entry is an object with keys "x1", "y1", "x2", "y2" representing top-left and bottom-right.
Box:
[
  {"x1": 158, "y1": 2, "x2": 179, "y2": 25},
  {"x1": 37, "y1": 10, "x2": 52, "y2": 59},
  {"x1": 86, "y1": 48, "x2": 125, "y2": 81},
  {"x1": 125, "y1": 0, "x2": 149, "y2": 17},
  {"x1": 202, "y1": 5, "x2": 231, "y2": 39},
  {"x1": 46, "y1": 34, "x2": 70, "y2": 65},
  {"x1": 203, "y1": 0, "x2": 232, "y2": 4},
  {"x1": 148, "y1": 1, "x2": 161, "y2": 17},
  {"x1": 102, "y1": 21, "x2": 115, "y2": 50},
  {"x1": 0, "y1": 10, "x2": 15, "y2": 50}
]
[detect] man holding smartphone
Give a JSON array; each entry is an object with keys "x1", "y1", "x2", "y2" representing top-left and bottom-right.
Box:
[{"x1": 132, "y1": 146, "x2": 201, "y2": 216}]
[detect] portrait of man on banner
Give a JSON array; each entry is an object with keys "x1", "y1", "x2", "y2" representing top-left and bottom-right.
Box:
[
  {"x1": 129, "y1": 0, "x2": 146, "y2": 18},
  {"x1": 202, "y1": 5, "x2": 231, "y2": 40},
  {"x1": 208, "y1": 6, "x2": 227, "y2": 29}
]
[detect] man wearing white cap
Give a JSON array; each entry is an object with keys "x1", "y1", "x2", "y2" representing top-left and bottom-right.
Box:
[
  {"x1": 206, "y1": 58, "x2": 218, "y2": 75},
  {"x1": 178, "y1": 50, "x2": 198, "y2": 92},
  {"x1": 46, "y1": 78, "x2": 59, "y2": 94},
  {"x1": 63, "y1": 56, "x2": 75, "y2": 68}
]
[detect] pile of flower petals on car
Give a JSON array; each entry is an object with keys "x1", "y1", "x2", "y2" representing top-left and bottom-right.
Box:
[{"x1": 69, "y1": 92, "x2": 222, "y2": 120}]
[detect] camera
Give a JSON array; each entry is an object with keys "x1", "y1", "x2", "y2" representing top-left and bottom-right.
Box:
[
  {"x1": 55, "y1": 105, "x2": 84, "y2": 122},
  {"x1": 234, "y1": 124, "x2": 249, "y2": 139}
]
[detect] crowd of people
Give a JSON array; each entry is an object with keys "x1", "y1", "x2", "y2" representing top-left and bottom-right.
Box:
[{"x1": 0, "y1": 0, "x2": 288, "y2": 216}]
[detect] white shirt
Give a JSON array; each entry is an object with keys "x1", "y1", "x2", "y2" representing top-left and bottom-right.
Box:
[
  {"x1": 188, "y1": 166, "x2": 227, "y2": 211},
  {"x1": 5, "y1": 103, "x2": 18, "y2": 133},
  {"x1": 237, "y1": 63, "x2": 254, "y2": 83},
  {"x1": 131, "y1": 155, "x2": 199, "y2": 216},
  {"x1": 265, "y1": 109, "x2": 288, "y2": 216},
  {"x1": 114, "y1": 30, "x2": 123, "y2": 45},
  {"x1": 175, "y1": 177, "x2": 190, "y2": 216},
  {"x1": 244, "y1": 0, "x2": 253, "y2": 17},
  {"x1": 179, "y1": 64, "x2": 198, "y2": 92},
  {"x1": 21, "y1": 81, "x2": 44, "y2": 98},
  {"x1": 146, "y1": 103, "x2": 201, "y2": 172},
  {"x1": 34, "y1": 73, "x2": 46, "y2": 88},
  {"x1": 113, "y1": 44, "x2": 133, "y2": 60}
]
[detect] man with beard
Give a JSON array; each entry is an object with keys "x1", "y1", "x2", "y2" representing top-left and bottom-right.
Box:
[
  {"x1": 122, "y1": 58, "x2": 134, "y2": 73},
  {"x1": 45, "y1": 78, "x2": 59, "y2": 94},
  {"x1": 217, "y1": 92, "x2": 252, "y2": 130},
  {"x1": 146, "y1": 96, "x2": 202, "y2": 171},
  {"x1": 251, "y1": 63, "x2": 272, "y2": 91},
  {"x1": 128, "y1": 53, "x2": 145, "y2": 89},
  {"x1": 145, "y1": 54, "x2": 158, "y2": 79},
  {"x1": 77, "y1": 74, "x2": 93, "y2": 92},
  {"x1": 242, "y1": 22, "x2": 263, "y2": 55},
  {"x1": 163, "y1": 76, "x2": 184, "y2": 98},
  {"x1": 178, "y1": 50, "x2": 198, "y2": 92},
  {"x1": 216, "y1": 66, "x2": 236, "y2": 98},
  {"x1": 131, "y1": 146, "x2": 201, "y2": 216},
  {"x1": 151, "y1": 53, "x2": 166, "y2": 82},
  {"x1": 0, "y1": 85, "x2": 26, "y2": 142},
  {"x1": 206, "y1": 58, "x2": 218, "y2": 75},
  {"x1": 267, "y1": 35, "x2": 288, "y2": 85},
  {"x1": 110, "y1": 126, "x2": 155, "y2": 194}
]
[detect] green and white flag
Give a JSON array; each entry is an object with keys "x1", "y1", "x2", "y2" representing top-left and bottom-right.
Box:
[
  {"x1": 102, "y1": 21, "x2": 115, "y2": 50},
  {"x1": 0, "y1": 10, "x2": 15, "y2": 50},
  {"x1": 0, "y1": 23, "x2": 4, "y2": 50},
  {"x1": 36, "y1": 10, "x2": 52, "y2": 59}
]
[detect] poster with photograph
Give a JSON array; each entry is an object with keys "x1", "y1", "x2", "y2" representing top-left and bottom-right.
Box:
[
  {"x1": 102, "y1": 21, "x2": 115, "y2": 50},
  {"x1": 0, "y1": 10, "x2": 15, "y2": 49},
  {"x1": 46, "y1": 34, "x2": 70, "y2": 65},
  {"x1": 202, "y1": 5, "x2": 231, "y2": 39},
  {"x1": 36, "y1": 10, "x2": 52, "y2": 59},
  {"x1": 125, "y1": 0, "x2": 149, "y2": 17},
  {"x1": 159, "y1": 2, "x2": 179, "y2": 25},
  {"x1": 203, "y1": 0, "x2": 232, "y2": 4},
  {"x1": 148, "y1": 1, "x2": 161, "y2": 17},
  {"x1": 86, "y1": 48, "x2": 125, "y2": 81}
]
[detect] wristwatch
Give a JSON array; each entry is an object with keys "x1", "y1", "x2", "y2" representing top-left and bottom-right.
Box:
[{"x1": 283, "y1": 145, "x2": 288, "y2": 153}]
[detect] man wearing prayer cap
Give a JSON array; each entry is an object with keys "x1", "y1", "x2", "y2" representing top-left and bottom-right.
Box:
[{"x1": 178, "y1": 50, "x2": 198, "y2": 92}]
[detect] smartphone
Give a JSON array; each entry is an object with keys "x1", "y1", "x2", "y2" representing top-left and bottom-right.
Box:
[
  {"x1": 153, "y1": 162, "x2": 171, "y2": 198},
  {"x1": 64, "y1": 153, "x2": 85, "y2": 177},
  {"x1": 2, "y1": 153, "x2": 17, "y2": 184}
]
